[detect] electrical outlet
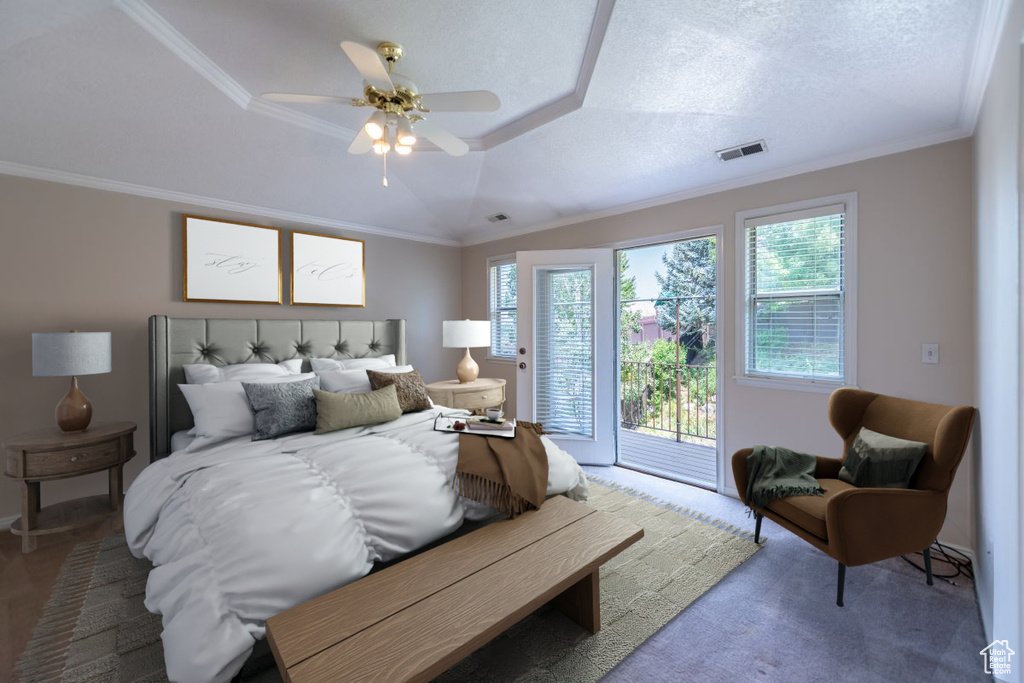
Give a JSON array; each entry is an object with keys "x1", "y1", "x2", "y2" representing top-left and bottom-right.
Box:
[{"x1": 921, "y1": 343, "x2": 939, "y2": 364}]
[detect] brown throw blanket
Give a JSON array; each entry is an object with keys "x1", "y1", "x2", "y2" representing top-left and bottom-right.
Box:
[{"x1": 454, "y1": 421, "x2": 550, "y2": 519}]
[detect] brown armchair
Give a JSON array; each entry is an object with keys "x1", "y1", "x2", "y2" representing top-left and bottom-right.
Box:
[{"x1": 731, "y1": 388, "x2": 975, "y2": 606}]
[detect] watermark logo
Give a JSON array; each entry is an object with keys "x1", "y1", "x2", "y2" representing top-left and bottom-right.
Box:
[{"x1": 980, "y1": 640, "x2": 1015, "y2": 677}]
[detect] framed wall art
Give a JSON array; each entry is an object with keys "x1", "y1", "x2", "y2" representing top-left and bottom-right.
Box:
[
  {"x1": 182, "y1": 215, "x2": 282, "y2": 304},
  {"x1": 290, "y1": 230, "x2": 365, "y2": 307}
]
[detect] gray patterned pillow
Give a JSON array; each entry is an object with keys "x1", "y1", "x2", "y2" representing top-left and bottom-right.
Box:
[
  {"x1": 242, "y1": 376, "x2": 321, "y2": 440},
  {"x1": 366, "y1": 369, "x2": 432, "y2": 413}
]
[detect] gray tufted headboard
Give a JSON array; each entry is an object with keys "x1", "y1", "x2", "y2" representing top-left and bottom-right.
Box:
[{"x1": 148, "y1": 316, "x2": 407, "y2": 462}]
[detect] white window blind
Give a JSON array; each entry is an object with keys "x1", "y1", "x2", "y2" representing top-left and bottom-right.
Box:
[
  {"x1": 743, "y1": 204, "x2": 846, "y2": 382},
  {"x1": 488, "y1": 257, "x2": 517, "y2": 359},
  {"x1": 535, "y1": 267, "x2": 594, "y2": 437}
]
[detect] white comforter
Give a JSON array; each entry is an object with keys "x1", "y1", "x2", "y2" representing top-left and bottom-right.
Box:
[{"x1": 124, "y1": 407, "x2": 588, "y2": 683}]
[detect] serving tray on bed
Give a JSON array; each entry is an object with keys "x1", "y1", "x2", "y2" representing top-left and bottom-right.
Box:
[{"x1": 433, "y1": 414, "x2": 517, "y2": 438}]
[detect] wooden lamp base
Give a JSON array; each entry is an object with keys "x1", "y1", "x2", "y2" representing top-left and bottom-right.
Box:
[
  {"x1": 56, "y1": 376, "x2": 93, "y2": 432},
  {"x1": 455, "y1": 348, "x2": 480, "y2": 384}
]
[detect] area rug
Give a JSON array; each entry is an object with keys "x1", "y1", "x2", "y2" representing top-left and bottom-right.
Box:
[{"x1": 14, "y1": 478, "x2": 759, "y2": 683}]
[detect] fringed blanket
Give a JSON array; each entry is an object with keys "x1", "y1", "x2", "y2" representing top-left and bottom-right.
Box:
[
  {"x1": 454, "y1": 421, "x2": 550, "y2": 518},
  {"x1": 746, "y1": 445, "x2": 824, "y2": 509}
]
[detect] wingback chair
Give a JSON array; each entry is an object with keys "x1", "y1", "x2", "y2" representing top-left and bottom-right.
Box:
[{"x1": 731, "y1": 388, "x2": 975, "y2": 606}]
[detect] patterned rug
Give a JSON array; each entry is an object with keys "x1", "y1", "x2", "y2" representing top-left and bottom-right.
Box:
[{"x1": 14, "y1": 478, "x2": 760, "y2": 683}]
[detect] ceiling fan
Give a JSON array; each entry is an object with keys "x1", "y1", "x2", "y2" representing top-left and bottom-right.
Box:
[{"x1": 262, "y1": 41, "x2": 500, "y2": 185}]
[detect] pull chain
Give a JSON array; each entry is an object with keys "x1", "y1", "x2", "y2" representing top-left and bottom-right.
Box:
[{"x1": 382, "y1": 150, "x2": 388, "y2": 188}]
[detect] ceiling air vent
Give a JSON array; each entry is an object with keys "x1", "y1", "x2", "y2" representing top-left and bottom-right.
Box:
[
  {"x1": 716, "y1": 139, "x2": 767, "y2": 162},
  {"x1": 487, "y1": 213, "x2": 511, "y2": 223}
]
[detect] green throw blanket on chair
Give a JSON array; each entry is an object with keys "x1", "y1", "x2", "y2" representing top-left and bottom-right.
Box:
[{"x1": 746, "y1": 445, "x2": 824, "y2": 509}]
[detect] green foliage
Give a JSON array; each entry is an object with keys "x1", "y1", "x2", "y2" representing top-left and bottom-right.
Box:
[
  {"x1": 654, "y1": 237, "x2": 716, "y2": 363},
  {"x1": 619, "y1": 339, "x2": 717, "y2": 441},
  {"x1": 753, "y1": 216, "x2": 841, "y2": 294}
]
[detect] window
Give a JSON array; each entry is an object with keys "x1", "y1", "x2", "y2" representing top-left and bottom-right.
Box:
[
  {"x1": 737, "y1": 194, "x2": 856, "y2": 390},
  {"x1": 487, "y1": 256, "x2": 517, "y2": 359},
  {"x1": 535, "y1": 266, "x2": 593, "y2": 436}
]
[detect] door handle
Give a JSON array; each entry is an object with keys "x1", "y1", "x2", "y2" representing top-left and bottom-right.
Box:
[{"x1": 518, "y1": 362, "x2": 527, "y2": 370}]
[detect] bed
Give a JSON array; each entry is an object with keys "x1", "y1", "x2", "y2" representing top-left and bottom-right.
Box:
[{"x1": 126, "y1": 316, "x2": 588, "y2": 683}]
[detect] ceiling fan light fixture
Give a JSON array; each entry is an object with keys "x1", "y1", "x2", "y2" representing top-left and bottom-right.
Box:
[
  {"x1": 397, "y1": 117, "x2": 416, "y2": 146},
  {"x1": 364, "y1": 111, "x2": 386, "y2": 140},
  {"x1": 394, "y1": 143, "x2": 412, "y2": 155},
  {"x1": 372, "y1": 128, "x2": 390, "y2": 155}
]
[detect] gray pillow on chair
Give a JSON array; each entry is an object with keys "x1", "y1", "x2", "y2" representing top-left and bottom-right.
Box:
[
  {"x1": 838, "y1": 427, "x2": 929, "y2": 488},
  {"x1": 242, "y1": 376, "x2": 321, "y2": 440}
]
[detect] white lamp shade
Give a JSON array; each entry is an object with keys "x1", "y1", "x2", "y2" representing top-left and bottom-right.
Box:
[
  {"x1": 442, "y1": 320, "x2": 491, "y2": 349},
  {"x1": 32, "y1": 332, "x2": 112, "y2": 377}
]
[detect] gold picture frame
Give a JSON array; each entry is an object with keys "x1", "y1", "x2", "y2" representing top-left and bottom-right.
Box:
[
  {"x1": 182, "y1": 215, "x2": 282, "y2": 304},
  {"x1": 290, "y1": 230, "x2": 366, "y2": 307}
]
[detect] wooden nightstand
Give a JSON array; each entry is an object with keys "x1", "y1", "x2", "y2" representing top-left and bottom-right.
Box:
[
  {"x1": 425, "y1": 378, "x2": 506, "y2": 413},
  {"x1": 3, "y1": 421, "x2": 137, "y2": 553}
]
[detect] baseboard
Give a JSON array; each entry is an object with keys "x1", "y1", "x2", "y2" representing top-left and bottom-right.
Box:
[{"x1": 0, "y1": 514, "x2": 18, "y2": 531}]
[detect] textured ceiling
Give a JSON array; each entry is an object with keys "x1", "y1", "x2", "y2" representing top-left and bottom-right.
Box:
[{"x1": 0, "y1": 0, "x2": 998, "y2": 245}]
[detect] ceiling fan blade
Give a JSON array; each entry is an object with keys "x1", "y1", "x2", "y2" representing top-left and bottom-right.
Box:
[
  {"x1": 261, "y1": 92, "x2": 353, "y2": 105},
  {"x1": 413, "y1": 118, "x2": 469, "y2": 157},
  {"x1": 348, "y1": 127, "x2": 373, "y2": 155},
  {"x1": 418, "y1": 90, "x2": 500, "y2": 112},
  {"x1": 340, "y1": 41, "x2": 394, "y2": 92}
]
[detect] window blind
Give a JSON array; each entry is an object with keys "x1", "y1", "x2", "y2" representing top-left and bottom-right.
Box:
[
  {"x1": 535, "y1": 267, "x2": 594, "y2": 437},
  {"x1": 488, "y1": 258, "x2": 517, "y2": 358},
  {"x1": 744, "y1": 208, "x2": 845, "y2": 381}
]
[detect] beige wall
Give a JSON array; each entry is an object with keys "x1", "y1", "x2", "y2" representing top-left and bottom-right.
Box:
[
  {"x1": 463, "y1": 139, "x2": 976, "y2": 548},
  {"x1": 0, "y1": 174, "x2": 463, "y2": 520}
]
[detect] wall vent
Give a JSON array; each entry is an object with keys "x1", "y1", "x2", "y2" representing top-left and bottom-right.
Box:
[
  {"x1": 716, "y1": 139, "x2": 767, "y2": 161},
  {"x1": 487, "y1": 213, "x2": 511, "y2": 223}
]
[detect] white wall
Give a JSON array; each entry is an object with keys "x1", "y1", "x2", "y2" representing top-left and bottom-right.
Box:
[
  {"x1": 463, "y1": 139, "x2": 976, "y2": 549},
  {"x1": 973, "y1": 0, "x2": 1024, "y2": 674}
]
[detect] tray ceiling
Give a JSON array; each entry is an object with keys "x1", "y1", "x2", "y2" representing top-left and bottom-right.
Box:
[{"x1": 0, "y1": 0, "x2": 1001, "y2": 245}]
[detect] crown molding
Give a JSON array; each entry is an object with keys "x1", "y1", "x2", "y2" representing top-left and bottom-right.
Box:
[
  {"x1": 116, "y1": 0, "x2": 251, "y2": 109},
  {"x1": 459, "y1": 126, "x2": 972, "y2": 246},
  {"x1": 246, "y1": 98, "x2": 355, "y2": 141},
  {"x1": 477, "y1": 0, "x2": 614, "y2": 150},
  {"x1": 117, "y1": 0, "x2": 362, "y2": 142},
  {"x1": 117, "y1": 0, "x2": 614, "y2": 153},
  {"x1": 958, "y1": 0, "x2": 1013, "y2": 133},
  {"x1": 0, "y1": 160, "x2": 461, "y2": 247}
]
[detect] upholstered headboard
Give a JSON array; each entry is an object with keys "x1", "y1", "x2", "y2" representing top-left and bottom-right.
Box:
[{"x1": 148, "y1": 316, "x2": 407, "y2": 461}]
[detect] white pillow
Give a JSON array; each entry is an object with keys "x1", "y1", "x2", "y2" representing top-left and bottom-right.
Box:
[
  {"x1": 310, "y1": 354, "x2": 396, "y2": 374},
  {"x1": 183, "y1": 359, "x2": 303, "y2": 384},
  {"x1": 179, "y1": 373, "x2": 316, "y2": 451},
  {"x1": 343, "y1": 354, "x2": 396, "y2": 370},
  {"x1": 318, "y1": 365, "x2": 414, "y2": 394}
]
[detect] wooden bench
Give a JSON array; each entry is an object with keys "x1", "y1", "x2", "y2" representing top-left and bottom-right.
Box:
[{"x1": 266, "y1": 495, "x2": 644, "y2": 683}]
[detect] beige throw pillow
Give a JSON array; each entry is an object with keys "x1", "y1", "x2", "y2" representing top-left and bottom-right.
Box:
[
  {"x1": 366, "y1": 368, "x2": 432, "y2": 413},
  {"x1": 313, "y1": 384, "x2": 402, "y2": 434}
]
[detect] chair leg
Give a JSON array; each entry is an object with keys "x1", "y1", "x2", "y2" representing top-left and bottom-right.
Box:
[
  {"x1": 754, "y1": 512, "x2": 763, "y2": 544},
  {"x1": 836, "y1": 562, "x2": 846, "y2": 607},
  {"x1": 923, "y1": 547, "x2": 934, "y2": 586}
]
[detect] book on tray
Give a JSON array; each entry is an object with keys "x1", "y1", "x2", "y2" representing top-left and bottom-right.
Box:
[{"x1": 467, "y1": 416, "x2": 513, "y2": 431}]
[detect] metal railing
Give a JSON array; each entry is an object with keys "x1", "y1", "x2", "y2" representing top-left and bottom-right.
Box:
[
  {"x1": 620, "y1": 361, "x2": 716, "y2": 442},
  {"x1": 620, "y1": 295, "x2": 716, "y2": 444}
]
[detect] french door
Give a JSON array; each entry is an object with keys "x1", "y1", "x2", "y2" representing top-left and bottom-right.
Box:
[{"x1": 516, "y1": 249, "x2": 614, "y2": 464}]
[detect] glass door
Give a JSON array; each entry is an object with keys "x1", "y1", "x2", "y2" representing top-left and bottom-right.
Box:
[
  {"x1": 516, "y1": 249, "x2": 614, "y2": 464},
  {"x1": 617, "y1": 234, "x2": 720, "y2": 488}
]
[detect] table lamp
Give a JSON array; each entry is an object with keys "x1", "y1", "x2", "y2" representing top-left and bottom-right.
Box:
[
  {"x1": 442, "y1": 320, "x2": 491, "y2": 383},
  {"x1": 32, "y1": 331, "x2": 112, "y2": 432}
]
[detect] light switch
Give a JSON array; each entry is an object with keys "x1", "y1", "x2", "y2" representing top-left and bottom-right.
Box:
[{"x1": 921, "y1": 343, "x2": 939, "y2": 364}]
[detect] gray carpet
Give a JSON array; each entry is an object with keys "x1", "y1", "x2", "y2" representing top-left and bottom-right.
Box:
[
  {"x1": 15, "y1": 479, "x2": 759, "y2": 683},
  {"x1": 586, "y1": 465, "x2": 992, "y2": 683}
]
